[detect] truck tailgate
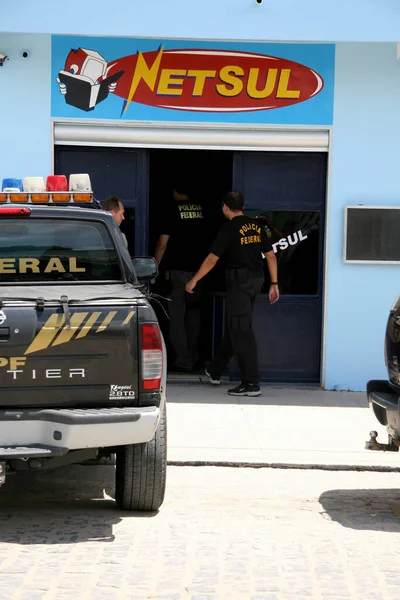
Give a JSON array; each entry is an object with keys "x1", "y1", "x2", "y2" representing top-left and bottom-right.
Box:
[{"x1": 0, "y1": 303, "x2": 139, "y2": 408}]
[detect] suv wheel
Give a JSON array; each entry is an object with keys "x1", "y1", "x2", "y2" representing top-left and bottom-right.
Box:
[{"x1": 115, "y1": 403, "x2": 167, "y2": 511}]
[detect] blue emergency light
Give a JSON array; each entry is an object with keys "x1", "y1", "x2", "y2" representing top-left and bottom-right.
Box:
[{"x1": 2, "y1": 178, "x2": 23, "y2": 192}]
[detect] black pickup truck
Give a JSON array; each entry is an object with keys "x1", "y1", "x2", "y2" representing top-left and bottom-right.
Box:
[
  {"x1": 366, "y1": 294, "x2": 400, "y2": 455},
  {"x1": 0, "y1": 202, "x2": 167, "y2": 511}
]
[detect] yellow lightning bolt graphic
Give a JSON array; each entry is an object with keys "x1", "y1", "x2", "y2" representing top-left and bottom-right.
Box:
[{"x1": 123, "y1": 46, "x2": 164, "y2": 116}]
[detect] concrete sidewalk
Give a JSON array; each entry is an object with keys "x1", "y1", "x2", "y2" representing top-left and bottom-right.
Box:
[{"x1": 166, "y1": 383, "x2": 400, "y2": 470}]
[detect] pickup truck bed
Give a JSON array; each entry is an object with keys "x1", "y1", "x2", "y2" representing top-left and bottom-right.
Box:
[{"x1": 0, "y1": 203, "x2": 167, "y2": 511}]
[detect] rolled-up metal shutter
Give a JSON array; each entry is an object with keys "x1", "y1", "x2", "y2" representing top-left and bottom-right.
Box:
[{"x1": 53, "y1": 122, "x2": 329, "y2": 152}]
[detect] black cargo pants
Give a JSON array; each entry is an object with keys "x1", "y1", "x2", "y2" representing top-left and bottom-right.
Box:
[
  {"x1": 169, "y1": 270, "x2": 204, "y2": 370},
  {"x1": 209, "y1": 268, "x2": 264, "y2": 385}
]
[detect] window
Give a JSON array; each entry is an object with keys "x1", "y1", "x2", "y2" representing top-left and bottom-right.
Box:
[
  {"x1": 0, "y1": 218, "x2": 122, "y2": 283},
  {"x1": 245, "y1": 210, "x2": 321, "y2": 295}
]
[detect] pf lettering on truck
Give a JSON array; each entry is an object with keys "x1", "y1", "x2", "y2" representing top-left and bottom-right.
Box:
[
  {"x1": 0, "y1": 357, "x2": 26, "y2": 369},
  {"x1": 0, "y1": 174, "x2": 167, "y2": 512}
]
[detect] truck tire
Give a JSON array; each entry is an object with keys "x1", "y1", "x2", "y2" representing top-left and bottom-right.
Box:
[{"x1": 115, "y1": 403, "x2": 167, "y2": 511}]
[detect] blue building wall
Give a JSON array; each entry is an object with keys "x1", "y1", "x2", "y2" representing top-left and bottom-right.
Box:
[
  {"x1": 325, "y1": 42, "x2": 400, "y2": 391},
  {"x1": 0, "y1": 34, "x2": 51, "y2": 179},
  {"x1": 1, "y1": 0, "x2": 400, "y2": 42},
  {"x1": 1, "y1": 28, "x2": 400, "y2": 391}
]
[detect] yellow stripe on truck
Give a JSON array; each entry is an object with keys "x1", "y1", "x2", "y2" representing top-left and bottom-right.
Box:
[
  {"x1": 25, "y1": 314, "x2": 66, "y2": 355},
  {"x1": 122, "y1": 310, "x2": 136, "y2": 326},
  {"x1": 96, "y1": 311, "x2": 117, "y2": 333},
  {"x1": 75, "y1": 312, "x2": 102, "y2": 339},
  {"x1": 24, "y1": 309, "x2": 127, "y2": 355},
  {"x1": 52, "y1": 312, "x2": 89, "y2": 346}
]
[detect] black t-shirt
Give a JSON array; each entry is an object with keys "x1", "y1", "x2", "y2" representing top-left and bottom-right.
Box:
[
  {"x1": 210, "y1": 215, "x2": 272, "y2": 272},
  {"x1": 161, "y1": 200, "x2": 207, "y2": 272}
]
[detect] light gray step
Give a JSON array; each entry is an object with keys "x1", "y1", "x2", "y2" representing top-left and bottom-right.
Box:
[
  {"x1": 0, "y1": 445, "x2": 67, "y2": 459},
  {"x1": 0, "y1": 406, "x2": 156, "y2": 426}
]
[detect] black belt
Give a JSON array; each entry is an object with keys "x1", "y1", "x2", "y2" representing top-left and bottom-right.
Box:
[{"x1": 225, "y1": 267, "x2": 263, "y2": 283}]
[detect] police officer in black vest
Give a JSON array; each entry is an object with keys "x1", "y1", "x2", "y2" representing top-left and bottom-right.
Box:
[
  {"x1": 186, "y1": 191, "x2": 279, "y2": 397},
  {"x1": 155, "y1": 181, "x2": 207, "y2": 372}
]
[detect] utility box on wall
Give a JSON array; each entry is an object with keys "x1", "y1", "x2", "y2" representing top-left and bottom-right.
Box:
[{"x1": 344, "y1": 205, "x2": 400, "y2": 264}]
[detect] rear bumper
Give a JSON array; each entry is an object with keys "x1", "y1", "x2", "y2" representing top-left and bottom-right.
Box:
[
  {"x1": 367, "y1": 380, "x2": 400, "y2": 441},
  {"x1": 0, "y1": 406, "x2": 160, "y2": 459}
]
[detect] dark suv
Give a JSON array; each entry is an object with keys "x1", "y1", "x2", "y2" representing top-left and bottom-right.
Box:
[{"x1": 366, "y1": 294, "x2": 400, "y2": 454}]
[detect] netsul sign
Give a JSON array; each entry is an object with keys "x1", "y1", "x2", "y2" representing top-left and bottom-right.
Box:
[{"x1": 51, "y1": 37, "x2": 335, "y2": 125}]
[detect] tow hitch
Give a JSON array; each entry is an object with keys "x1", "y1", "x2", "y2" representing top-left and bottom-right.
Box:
[
  {"x1": 0, "y1": 462, "x2": 5, "y2": 486},
  {"x1": 365, "y1": 430, "x2": 400, "y2": 452}
]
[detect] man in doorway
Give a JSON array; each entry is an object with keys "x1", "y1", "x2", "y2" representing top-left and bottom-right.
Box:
[
  {"x1": 154, "y1": 181, "x2": 206, "y2": 373},
  {"x1": 186, "y1": 191, "x2": 279, "y2": 397},
  {"x1": 103, "y1": 196, "x2": 128, "y2": 247}
]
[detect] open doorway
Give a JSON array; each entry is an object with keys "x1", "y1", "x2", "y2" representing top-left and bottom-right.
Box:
[
  {"x1": 55, "y1": 144, "x2": 327, "y2": 384},
  {"x1": 148, "y1": 149, "x2": 233, "y2": 377}
]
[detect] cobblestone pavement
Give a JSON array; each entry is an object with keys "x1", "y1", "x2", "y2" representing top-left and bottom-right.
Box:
[{"x1": 0, "y1": 465, "x2": 399, "y2": 600}]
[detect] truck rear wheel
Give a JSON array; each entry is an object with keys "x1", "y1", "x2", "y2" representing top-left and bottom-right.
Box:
[{"x1": 115, "y1": 403, "x2": 167, "y2": 511}]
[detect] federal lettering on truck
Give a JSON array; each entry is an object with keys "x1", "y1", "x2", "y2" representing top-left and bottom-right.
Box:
[{"x1": 0, "y1": 257, "x2": 86, "y2": 274}]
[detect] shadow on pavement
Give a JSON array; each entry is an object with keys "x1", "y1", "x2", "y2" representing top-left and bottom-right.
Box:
[
  {"x1": 319, "y1": 488, "x2": 400, "y2": 532},
  {"x1": 167, "y1": 384, "x2": 367, "y2": 408},
  {"x1": 0, "y1": 465, "x2": 157, "y2": 545}
]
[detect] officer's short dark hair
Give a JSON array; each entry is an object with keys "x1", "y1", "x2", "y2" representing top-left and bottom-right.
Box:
[
  {"x1": 103, "y1": 196, "x2": 122, "y2": 212},
  {"x1": 172, "y1": 179, "x2": 191, "y2": 196},
  {"x1": 222, "y1": 191, "x2": 244, "y2": 212}
]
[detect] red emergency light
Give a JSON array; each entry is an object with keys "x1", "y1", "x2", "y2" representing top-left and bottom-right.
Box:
[
  {"x1": 0, "y1": 207, "x2": 31, "y2": 215},
  {"x1": 46, "y1": 175, "x2": 68, "y2": 192}
]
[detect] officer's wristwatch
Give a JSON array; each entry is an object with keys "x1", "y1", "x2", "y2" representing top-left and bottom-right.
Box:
[{"x1": 270, "y1": 282, "x2": 278, "y2": 286}]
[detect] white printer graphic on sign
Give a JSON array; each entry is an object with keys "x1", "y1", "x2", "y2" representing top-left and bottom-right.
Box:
[{"x1": 57, "y1": 48, "x2": 124, "y2": 111}]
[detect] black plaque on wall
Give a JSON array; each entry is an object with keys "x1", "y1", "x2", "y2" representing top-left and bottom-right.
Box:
[{"x1": 344, "y1": 206, "x2": 400, "y2": 263}]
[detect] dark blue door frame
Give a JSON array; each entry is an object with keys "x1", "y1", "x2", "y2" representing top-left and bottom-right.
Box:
[
  {"x1": 55, "y1": 146, "x2": 149, "y2": 257},
  {"x1": 231, "y1": 151, "x2": 327, "y2": 383},
  {"x1": 135, "y1": 149, "x2": 149, "y2": 256}
]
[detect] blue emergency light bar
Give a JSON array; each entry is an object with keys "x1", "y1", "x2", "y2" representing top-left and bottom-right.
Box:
[
  {"x1": 0, "y1": 192, "x2": 94, "y2": 204},
  {"x1": 0, "y1": 174, "x2": 93, "y2": 204}
]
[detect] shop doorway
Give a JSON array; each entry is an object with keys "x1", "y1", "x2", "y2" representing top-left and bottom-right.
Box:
[
  {"x1": 148, "y1": 149, "x2": 234, "y2": 375},
  {"x1": 54, "y1": 145, "x2": 327, "y2": 384}
]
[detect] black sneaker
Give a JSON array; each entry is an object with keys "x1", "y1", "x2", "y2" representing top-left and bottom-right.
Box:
[
  {"x1": 205, "y1": 368, "x2": 221, "y2": 385},
  {"x1": 228, "y1": 383, "x2": 261, "y2": 397}
]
